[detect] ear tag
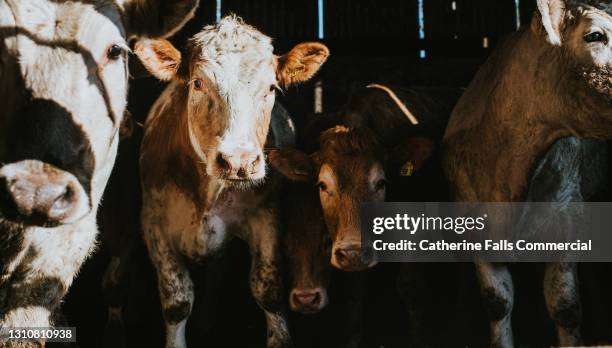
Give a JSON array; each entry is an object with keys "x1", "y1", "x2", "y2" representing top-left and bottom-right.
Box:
[
  {"x1": 290, "y1": 64, "x2": 306, "y2": 78},
  {"x1": 400, "y1": 161, "x2": 414, "y2": 177}
]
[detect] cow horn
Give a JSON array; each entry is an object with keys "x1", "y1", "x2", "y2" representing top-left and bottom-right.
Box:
[{"x1": 367, "y1": 84, "x2": 419, "y2": 125}]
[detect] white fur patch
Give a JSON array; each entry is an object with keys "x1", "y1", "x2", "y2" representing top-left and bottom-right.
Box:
[{"x1": 190, "y1": 15, "x2": 277, "y2": 165}]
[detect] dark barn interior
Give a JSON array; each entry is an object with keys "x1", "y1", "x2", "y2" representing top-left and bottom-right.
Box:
[{"x1": 56, "y1": 1, "x2": 612, "y2": 347}]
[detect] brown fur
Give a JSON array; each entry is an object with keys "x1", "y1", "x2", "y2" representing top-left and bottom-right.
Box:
[
  {"x1": 136, "y1": 18, "x2": 328, "y2": 348},
  {"x1": 277, "y1": 43, "x2": 330, "y2": 89},
  {"x1": 442, "y1": 2, "x2": 612, "y2": 346},
  {"x1": 271, "y1": 126, "x2": 433, "y2": 272}
]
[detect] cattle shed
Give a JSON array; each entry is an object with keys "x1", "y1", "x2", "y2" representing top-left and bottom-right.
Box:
[
  {"x1": 169, "y1": 0, "x2": 537, "y2": 121},
  {"x1": 55, "y1": 1, "x2": 612, "y2": 348}
]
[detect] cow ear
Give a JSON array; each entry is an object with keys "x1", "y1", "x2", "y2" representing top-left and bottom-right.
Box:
[
  {"x1": 390, "y1": 137, "x2": 435, "y2": 177},
  {"x1": 277, "y1": 43, "x2": 329, "y2": 89},
  {"x1": 535, "y1": 0, "x2": 566, "y2": 46},
  {"x1": 134, "y1": 39, "x2": 182, "y2": 81},
  {"x1": 122, "y1": 0, "x2": 199, "y2": 39},
  {"x1": 268, "y1": 148, "x2": 316, "y2": 182}
]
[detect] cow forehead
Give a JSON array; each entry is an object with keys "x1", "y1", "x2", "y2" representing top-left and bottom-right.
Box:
[
  {"x1": 3, "y1": 0, "x2": 125, "y2": 58},
  {"x1": 577, "y1": 1, "x2": 612, "y2": 15},
  {"x1": 2, "y1": 0, "x2": 127, "y2": 107},
  {"x1": 191, "y1": 16, "x2": 276, "y2": 93},
  {"x1": 321, "y1": 157, "x2": 381, "y2": 188}
]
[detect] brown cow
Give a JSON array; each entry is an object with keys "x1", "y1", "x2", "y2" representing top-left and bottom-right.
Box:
[
  {"x1": 272, "y1": 126, "x2": 426, "y2": 272},
  {"x1": 135, "y1": 16, "x2": 328, "y2": 348},
  {"x1": 280, "y1": 181, "x2": 331, "y2": 314},
  {"x1": 443, "y1": 1, "x2": 612, "y2": 347},
  {"x1": 273, "y1": 85, "x2": 461, "y2": 273},
  {"x1": 273, "y1": 126, "x2": 435, "y2": 271}
]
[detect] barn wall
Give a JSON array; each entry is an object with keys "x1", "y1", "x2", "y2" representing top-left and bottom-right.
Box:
[{"x1": 158, "y1": 0, "x2": 541, "y2": 140}]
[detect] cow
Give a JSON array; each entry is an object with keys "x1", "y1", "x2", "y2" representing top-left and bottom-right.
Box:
[
  {"x1": 442, "y1": 1, "x2": 612, "y2": 346},
  {"x1": 133, "y1": 15, "x2": 329, "y2": 348},
  {"x1": 272, "y1": 85, "x2": 463, "y2": 346},
  {"x1": 281, "y1": 181, "x2": 330, "y2": 315},
  {"x1": 0, "y1": 0, "x2": 199, "y2": 342},
  {"x1": 272, "y1": 85, "x2": 462, "y2": 272}
]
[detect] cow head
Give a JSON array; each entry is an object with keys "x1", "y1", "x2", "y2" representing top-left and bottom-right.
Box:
[
  {"x1": 0, "y1": 0, "x2": 198, "y2": 227},
  {"x1": 536, "y1": 0, "x2": 612, "y2": 101},
  {"x1": 270, "y1": 126, "x2": 434, "y2": 272},
  {"x1": 283, "y1": 183, "x2": 331, "y2": 314},
  {"x1": 135, "y1": 15, "x2": 329, "y2": 186}
]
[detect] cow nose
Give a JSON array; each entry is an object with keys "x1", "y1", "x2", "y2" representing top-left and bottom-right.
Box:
[
  {"x1": 215, "y1": 151, "x2": 262, "y2": 180},
  {"x1": 0, "y1": 161, "x2": 89, "y2": 226},
  {"x1": 289, "y1": 288, "x2": 327, "y2": 314},
  {"x1": 332, "y1": 243, "x2": 376, "y2": 272}
]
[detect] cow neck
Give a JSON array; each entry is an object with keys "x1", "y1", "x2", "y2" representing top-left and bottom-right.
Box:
[
  {"x1": 141, "y1": 83, "x2": 223, "y2": 212},
  {"x1": 444, "y1": 28, "x2": 583, "y2": 202}
]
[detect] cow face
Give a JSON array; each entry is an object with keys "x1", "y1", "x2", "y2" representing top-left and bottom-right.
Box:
[
  {"x1": 283, "y1": 184, "x2": 331, "y2": 314},
  {"x1": 270, "y1": 126, "x2": 434, "y2": 272},
  {"x1": 0, "y1": 0, "x2": 198, "y2": 227},
  {"x1": 536, "y1": 0, "x2": 612, "y2": 99},
  {"x1": 135, "y1": 15, "x2": 329, "y2": 186}
]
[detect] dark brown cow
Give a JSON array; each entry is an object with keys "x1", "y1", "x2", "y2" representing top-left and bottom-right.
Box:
[
  {"x1": 280, "y1": 182, "x2": 330, "y2": 314},
  {"x1": 442, "y1": 1, "x2": 612, "y2": 346}
]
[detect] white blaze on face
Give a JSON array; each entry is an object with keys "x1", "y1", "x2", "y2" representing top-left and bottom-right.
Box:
[
  {"x1": 190, "y1": 16, "x2": 277, "y2": 180},
  {"x1": 212, "y1": 53, "x2": 275, "y2": 156}
]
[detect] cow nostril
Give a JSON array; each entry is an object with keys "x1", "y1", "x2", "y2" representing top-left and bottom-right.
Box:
[
  {"x1": 51, "y1": 184, "x2": 74, "y2": 211},
  {"x1": 251, "y1": 154, "x2": 261, "y2": 167},
  {"x1": 0, "y1": 172, "x2": 82, "y2": 226},
  {"x1": 0, "y1": 177, "x2": 19, "y2": 217},
  {"x1": 311, "y1": 291, "x2": 321, "y2": 306},
  {"x1": 361, "y1": 246, "x2": 374, "y2": 261},
  {"x1": 216, "y1": 153, "x2": 231, "y2": 170}
]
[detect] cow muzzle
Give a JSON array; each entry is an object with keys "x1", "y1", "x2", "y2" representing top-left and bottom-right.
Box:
[
  {"x1": 214, "y1": 148, "x2": 265, "y2": 182},
  {"x1": 289, "y1": 287, "x2": 328, "y2": 314},
  {"x1": 331, "y1": 239, "x2": 377, "y2": 272},
  {"x1": 0, "y1": 160, "x2": 90, "y2": 227}
]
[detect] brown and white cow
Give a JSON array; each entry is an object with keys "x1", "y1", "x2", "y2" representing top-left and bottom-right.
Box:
[
  {"x1": 443, "y1": 1, "x2": 612, "y2": 346},
  {"x1": 0, "y1": 0, "x2": 198, "y2": 339},
  {"x1": 134, "y1": 16, "x2": 328, "y2": 348}
]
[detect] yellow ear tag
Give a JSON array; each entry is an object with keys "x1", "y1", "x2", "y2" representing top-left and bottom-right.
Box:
[{"x1": 400, "y1": 161, "x2": 414, "y2": 177}]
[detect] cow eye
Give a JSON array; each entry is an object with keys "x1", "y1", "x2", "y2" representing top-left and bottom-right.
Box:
[
  {"x1": 317, "y1": 181, "x2": 328, "y2": 192},
  {"x1": 193, "y1": 79, "x2": 204, "y2": 91},
  {"x1": 584, "y1": 31, "x2": 607, "y2": 43},
  {"x1": 107, "y1": 44, "x2": 123, "y2": 61},
  {"x1": 374, "y1": 179, "x2": 387, "y2": 192},
  {"x1": 269, "y1": 85, "x2": 276, "y2": 92}
]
